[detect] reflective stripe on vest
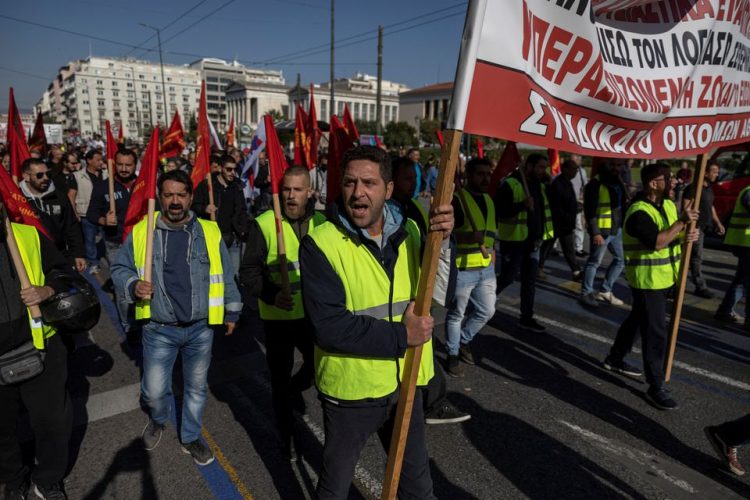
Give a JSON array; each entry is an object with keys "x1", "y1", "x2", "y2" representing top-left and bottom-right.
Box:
[
  {"x1": 454, "y1": 189, "x2": 496, "y2": 269},
  {"x1": 309, "y1": 219, "x2": 434, "y2": 401},
  {"x1": 497, "y1": 178, "x2": 554, "y2": 242},
  {"x1": 623, "y1": 199, "x2": 681, "y2": 290},
  {"x1": 596, "y1": 181, "x2": 612, "y2": 230},
  {"x1": 132, "y1": 213, "x2": 225, "y2": 324},
  {"x1": 12, "y1": 223, "x2": 57, "y2": 349},
  {"x1": 724, "y1": 186, "x2": 750, "y2": 247},
  {"x1": 256, "y1": 211, "x2": 326, "y2": 320}
]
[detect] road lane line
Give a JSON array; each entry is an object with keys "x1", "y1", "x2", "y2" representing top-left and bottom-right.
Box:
[{"x1": 202, "y1": 428, "x2": 254, "y2": 499}]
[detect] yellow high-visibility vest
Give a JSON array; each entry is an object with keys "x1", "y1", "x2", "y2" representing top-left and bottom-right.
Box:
[
  {"x1": 454, "y1": 189, "x2": 496, "y2": 270},
  {"x1": 724, "y1": 185, "x2": 750, "y2": 247}
]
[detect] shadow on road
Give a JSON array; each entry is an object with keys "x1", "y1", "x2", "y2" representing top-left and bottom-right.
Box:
[{"x1": 80, "y1": 438, "x2": 157, "y2": 500}]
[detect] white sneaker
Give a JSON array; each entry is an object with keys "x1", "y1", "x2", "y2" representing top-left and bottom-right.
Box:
[{"x1": 596, "y1": 291, "x2": 624, "y2": 306}]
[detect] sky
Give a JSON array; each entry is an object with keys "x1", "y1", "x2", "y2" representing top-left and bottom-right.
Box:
[{"x1": 0, "y1": 0, "x2": 467, "y2": 113}]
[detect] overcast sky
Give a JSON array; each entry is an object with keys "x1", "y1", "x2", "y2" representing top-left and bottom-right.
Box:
[{"x1": 0, "y1": 0, "x2": 467, "y2": 113}]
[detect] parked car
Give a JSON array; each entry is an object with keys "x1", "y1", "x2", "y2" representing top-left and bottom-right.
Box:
[{"x1": 710, "y1": 142, "x2": 750, "y2": 224}]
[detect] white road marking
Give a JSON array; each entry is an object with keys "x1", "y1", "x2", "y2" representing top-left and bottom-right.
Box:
[{"x1": 495, "y1": 304, "x2": 750, "y2": 392}]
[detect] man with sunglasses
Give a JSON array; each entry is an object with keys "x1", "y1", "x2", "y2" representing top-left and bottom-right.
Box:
[
  {"x1": 192, "y1": 154, "x2": 250, "y2": 277},
  {"x1": 603, "y1": 164, "x2": 699, "y2": 410}
]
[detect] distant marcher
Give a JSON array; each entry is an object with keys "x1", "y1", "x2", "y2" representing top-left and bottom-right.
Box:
[
  {"x1": 705, "y1": 415, "x2": 749, "y2": 476},
  {"x1": 715, "y1": 184, "x2": 750, "y2": 329}
]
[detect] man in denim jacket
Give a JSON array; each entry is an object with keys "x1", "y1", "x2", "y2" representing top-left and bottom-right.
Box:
[{"x1": 112, "y1": 170, "x2": 242, "y2": 466}]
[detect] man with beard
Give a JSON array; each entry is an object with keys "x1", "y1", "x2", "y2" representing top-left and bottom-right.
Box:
[
  {"x1": 52, "y1": 151, "x2": 82, "y2": 211},
  {"x1": 20, "y1": 158, "x2": 86, "y2": 272},
  {"x1": 192, "y1": 155, "x2": 250, "y2": 277},
  {"x1": 112, "y1": 170, "x2": 242, "y2": 466},
  {"x1": 300, "y1": 146, "x2": 453, "y2": 499},
  {"x1": 74, "y1": 149, "x2": 105, "y2": 273},
  {"x1": 240, "y1": 166, "x2": 326, "y2": 460},
  {"x1": 683, "y1": 161, "x2": 725, "y2": 298},
  {"x1": 603, "y1": 164, "x2": 699, "y2": 410}
]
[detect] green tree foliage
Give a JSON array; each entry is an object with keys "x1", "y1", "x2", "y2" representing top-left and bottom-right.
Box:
[{"x1": 383, "y1": 121, "x2": 417, "y2": 148}]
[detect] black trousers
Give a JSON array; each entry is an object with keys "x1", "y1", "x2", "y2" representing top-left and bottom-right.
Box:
[
  {"x1": 0, "y1": 335, "x2": 72, "y2": 490},
  {"x1": 263, "y1": 319, "x2": 314, "y2": 441},
  {"x1": 317, "y1": 391, "x2": 434, "y2": 500},
  {"x1": 497, "y1": 240, "x2": 539, "y2": 321},
  {"x1": 609, "y1": 288, "x2": 668, "y2": 388},
  {"x1": 689, "y1": 231, "x2": 707, "y2": 290},
  {"x1": 714, "y1": 414, "x2": 750, "y2": 447},
  {"x1": 421, "y1": 358, "x2": 447, "y2": 415},
  {"x1": 539, "y1": 231, "x2": 580, "y2": 274}
]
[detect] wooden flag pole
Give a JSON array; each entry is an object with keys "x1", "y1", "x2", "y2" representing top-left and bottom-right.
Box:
[
  {"x1": 107, "y1": 158, "x2": 116, "y2": 215},
  {"x1": 381, "y1": 128, "x2": 462, "y2": 500},
  {"x1": 457, "y1": 189, "x2": 490, "y2": 258},
  {"x1": 4, "y1": 218, "x2": 43, "y2": 321},
  {"x1": 271, "y1": 191, "x2": 291, "y2": 295},
  {"x1": 143, "y1": 199, "x2": 156, "y2": 285},
  {"x1": 206, "y1": 173, "x2": 216, "y2": 222},
  {"x1": 664, "y1": 153, "x2": 709, "y2": 382}
]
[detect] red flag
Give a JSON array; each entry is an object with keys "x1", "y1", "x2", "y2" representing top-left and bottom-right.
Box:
[
  {"x1": 375, "y1": 135, "x2": 385, "y2": 149},
  {"x1": 0, "y1": 162, "x2": 51, "y2": 240},
  {"x1": 307, "y1": 84, "x2": 321, "y2": 167},
  {"x1": 263, "y1": 114, "x2": 288, "y2": 195},
  {"x1": 489, "y1": 141, "x2": 521, "y2": 197},
  {"x1": 161, "y1": 110, "x2": 186, "y2": 160},
  {"x1": 28, "y1": 113, "x2": 48, "y2": 157},
  {"x1": 7, "y1": 88, "x2": 30, "y2": 180},
  {"x1": 190, "y1": 82, "x2": 212, "y2": 190},
  {"x1": 294, "y1": 105, "x2": 308, "y2": 167},
  {"x1": 122, "y1": 127, "x2": 159, "y2": 242},
  {"x1": 435, "y1": 129, "x2": 444, "y2": 147},
  {"x1": 342, "y1": 104, "x2": 359, "y2": 141},
  {"x1": 326, "y1": 115, "x2": 356, "y2": 204},
  {"x1": 477, "y1": 138, "x2": 485, "y2": 159},
  {"x1": 117, "y1": 123, "x2": 124, "y2": 144},
  {"x1": 226, "y1": 118, "x2": 236, "y2": 149},
  {"x1": 548, "y1": 148, "x2": 560, "y2": 176},
  {"x1": 105, "y1": 120, "x2": 118, "y2": 164}
]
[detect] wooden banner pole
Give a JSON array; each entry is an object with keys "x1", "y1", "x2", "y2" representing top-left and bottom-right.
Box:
[
  {"x1": 143, "y1": 199, "x2": 156, "y2": 285},
  {"x1": 107, "y1": 158, "x2": 116, "y2": 215},
  {"x1": 381, "y1": 128, "x2": 462, "y2": 500},
  {"x1": 206, "y1": 173, "x2": 216, "y2": 222},
  {"x1": 4, "y1": 218, "x2": 42, "y2": 321},
  {"x1": 271, "y1": 191, "x2": 290, "y2": 295},
  {"x1": 664, "y1": 153, "x2": 708, "y2": 382}
]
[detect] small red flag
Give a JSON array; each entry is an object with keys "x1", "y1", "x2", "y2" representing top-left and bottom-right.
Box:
[
  {"x1": 548, "y1": 148, "x2": 560, "y2": 176},
  {"x1": 342, "y1": 104, "x2": 359, "y2": 142},
  {"x1": 264, "y1": 114, "x2": 288, "y2": 195},
  {"x1": 28, "y1": 113, "x2": 48, "y2": 158},
  {"x1": 326, "y1": 115, "x2": 356, "y2": 204},
  {"x1": 190, "y1": 82, "x2": 212, "y2": 190},
  {"x1": 122, "y1": 127, "x2": 160, "y2": 242},
  {"x1": 225, "y1": 118, "x2": 236, "y2": 149},
  {"x1": 477, "y1": 138, "x2": 485, "y2": 159},
  {"x1": 7, "y1": 88, "x2": 30, "y2": 180},
  {"x1": 0, "y1": 162, "x2": 52, "y2": 240},
  {"x1": 307, "y1": 84, "x2": 321, "y2": 167},
  {"x1": 105, "y1": 120, "x2": 118, "y2": 164},
  {"x1": 294, "y1": 105, "x2": 308, "y2": 167},
  {"x1": 435, "y1": 129, "x2": 444, "y2": 147},
  {"x1": 161, "y1": 110, "x2": 186, "y2": 161},
  {"x1": 117, "y1": 123, "x2": 124, "y2": 144},
  {"x1": 489, "y1": 141, "x2": 521, "y2": 197}
]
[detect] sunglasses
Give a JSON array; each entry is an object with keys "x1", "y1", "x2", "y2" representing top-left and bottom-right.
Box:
[{"x1": 34, "y1": 172, "x2": 50, "y2": 179}]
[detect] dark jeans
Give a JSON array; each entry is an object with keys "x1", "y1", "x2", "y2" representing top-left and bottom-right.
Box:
[
  {"x1": 717, "y1": 248, "x2": 750, "y2": 326},
  {"x1": 264, "y1": 319, "x2": 314, "y2": 442},
  {"x1": 689, "y1": 231, "x2": 707, "y2": 290},
  {"x1": 714, "y1": 414, "x2": 750, "y2": 447},
  {"x1": 422, "y1": 358, "x2": 447, "y2": 415},
  {"x1": 317, "y1": 391, "x2": 434, "y2": 500},
  {"x1": 497, "y1": 240, "x2": 540, "y2": 321},
  {"x1": 540, "y1": 231, "x2": 580, "y2": 274},
  {"x1": 0, "y1": 335, "x2": 72, "y2": 490},
  {"x1": 609, "y1": 288, "x2": 668, "y2": 388}
]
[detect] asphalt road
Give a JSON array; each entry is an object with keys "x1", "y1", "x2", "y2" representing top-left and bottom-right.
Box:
[{"x1": 14, "y1": 243, "x2": 749, "y2": 500}]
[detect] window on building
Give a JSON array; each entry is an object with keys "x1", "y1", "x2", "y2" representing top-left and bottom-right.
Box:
[
  {"x1": 156, "y1": 94, "x2": 162, "y2": 101},
  {"x1": 84, "y1": 110, "x2": 90, "y2": 115},
  {"x1": 112, "y1": 90, "x2": 119, "y2": 97},
  {"x1": 129, "y1": 113, "x2": 135, "y2": 119},
  {"x1": 354, "y1": 102, "x2": 360, "y2": 119},
  {"x1": 127, "y1": 91, "x2": 134, "y2": 98},
  {"x1": 139, "y1": 74, "x2": 145, "y2": 80},
  {"x1": 128, "y1": 121, "x2": 136, "y2": 128},
  {"x1": 97, "y1": 90, "x2": 104, "y2": 96},
  {"x1": 321, "y1": 99, "x2": 327, "y2": 118},
  {"x1": 156, "y1": 104, "x2": 162, "y2": 110},
  {"x1": 112, "y1": 81, "x2": 118, "y2": 87},
  {"x1": 113, "y1": 100, "x2": 120, "y2": 108},
  {"x1": 114, "y1": 111, "x2": 121, "y2": 118},
  {"x1": 82, "y1": 88, "x2": 88, "y2": 94},
  {"x1": 97, "y1": 99, "x2": 105, "y2": 107},
  {"x1": 169, "y1": 86, "x2": 175, "y2": 91},
  {"x1": 183, "y1": 95, "x2": 189, "y2": 103},
  {"x1": 170, "y1": 95, "x2": 176, "y2": 102},
  {"x1": 84, "y1": 120, "x2": 91, "y2": 124},
  {"x1": 96, "y1": 80, "x2": 103, "y2": 85},
  {"x1": 207, "y1": 76, "x2": 218, "y2": 82},
  {"x1": 141, "y1": 84, "x2": 147, "y2": 89},
  {"x1": 424, "y1": 101, "x2": 430, "y2": 119},
  {"x1": 82, "y1": 100, "x2": 89, "y2": 105},
  {"x1": 128, "y1": 102, "x2": 134, "y2": 109},
  {"x1": 207, "y1": 84, "x2": 219, "y2": 92},
  {"x1": 167, "y1": 77, "x2": 172, "y2": 82},
  {"x1": 126, "y1": 82, "x2": 133, "y2": 88}
]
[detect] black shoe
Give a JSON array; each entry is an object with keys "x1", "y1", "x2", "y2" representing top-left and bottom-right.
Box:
[
  {"x1": 714, "y1": 310, "x2": 742, "y2": 324},
  {"x1": 572, "y1": 270, "x2": 583, "y2": 282},
  {"x1": 602, "y1": 356, "x2": 643, "y2": 378},
  {"x1": 446, "y1": 355, "x2": 463, "y2": 378},
  {"x1": 646, "y1": 386, "x2": 679, "y2": 410},
  {"x1": 142, "y1": 418, "x2": 164, "y2": 451},
  {"x1": 459, "y1": 343, "x2": 475, "y2": 365},
  {"x1": 579, "y1": 293, "x2": 599, "y2": 308},
  {"x1": 576, "y1": 250, "x2": 588, "y2": 257},
  {"x1": 181, "y1": 439, "x2": 215, "y2": 466},
  {"x1": 6, "y1": 480, "x2": 29, "y2": 500},
  {"x1": 695, "y1": 287, "x2": 714, "y2": 299},
  {"x1": 519, "y1": 317, "x2": 546, "y2": 333},
  {"x1": 32, "y1": 483, "x2": 66, "y2": 500},
  {"x1": 425, "y1": 402, "x2": 471, "y2": 425}
]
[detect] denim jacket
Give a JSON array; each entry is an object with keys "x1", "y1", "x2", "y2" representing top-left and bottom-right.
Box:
[{"x1": 111, "y1": 212, "x2": 243, "y2": 324}]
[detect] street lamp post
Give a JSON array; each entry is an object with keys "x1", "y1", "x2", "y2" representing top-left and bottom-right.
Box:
[{"x1": 140, "y1": 23, "x2": 168, "y2": 126}]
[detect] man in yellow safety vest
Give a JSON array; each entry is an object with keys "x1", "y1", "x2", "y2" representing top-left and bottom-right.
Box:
[{"x1": 715, "y1": 184, "x2": 750, "y2": 330}]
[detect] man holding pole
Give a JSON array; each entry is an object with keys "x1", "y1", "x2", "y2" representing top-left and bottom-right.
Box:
[
  {"x1": 602, "y1": 164, "x2": 698, "y2": 410},
  {"x1": 112, "y1": 169, "x2": 242, "y2": 465},
  {"x1": 300, "y1": 146, "x2": 453, "y2": 499},
  {"x1": 715, "y1": 183, "x2": 750, "y2": 329}
]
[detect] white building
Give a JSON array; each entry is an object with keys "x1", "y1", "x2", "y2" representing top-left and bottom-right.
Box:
[
  {"x1": 37, "y1": 56, "x2": 202, "y2": 138},
  {"x1": 399, "y1": 82, "x2": 453, "y2": 128}
]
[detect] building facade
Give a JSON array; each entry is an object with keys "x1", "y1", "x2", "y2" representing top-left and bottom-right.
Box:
[{"x1": 398, "y1": 82, "x2": 453, "y2": 129}]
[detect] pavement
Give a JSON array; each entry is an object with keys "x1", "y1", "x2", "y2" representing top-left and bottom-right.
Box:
[{"x1": 7, "y1": 243, "x2": 750, "y2": 499}]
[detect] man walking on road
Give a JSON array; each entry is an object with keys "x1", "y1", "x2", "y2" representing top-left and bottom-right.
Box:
[
  {"x1": 73, "y1": 149, "x2": 105, "y2": 273},
  {"x1": 570, "y1": 154, "x2": 588, "y2": 256},
  {"x1": 705, "y1": 415, "x2": 749, "y2": 476},
  {"x1": 603, "y1": 164, "x2": 698, "y2": 411},
  {"x1": 300, "y1": 146, "x2": 453, "y2": 499},
  {"x1": 715, "y1": 184, "x2": 750, "y2": 329},
  {"x1": 112, "y1": 170, "x2": 242, "y2": 466}
]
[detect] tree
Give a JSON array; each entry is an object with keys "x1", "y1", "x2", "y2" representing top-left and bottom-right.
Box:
[
  {"x1": 418, "y1": 119, "x2": 440, "y2": 145},
  {"x1": 186, "y1": 114, "x2": 198, "y2": 142},
  {"x1": 268, "y1": 108, "x2": 284, "y2": 121},
  {"x1": 383, "y1": 121, "x2": 417, "y2": 148},
  {"x1": 354, "y1": 119, "x2": 378, "y2": 135}
]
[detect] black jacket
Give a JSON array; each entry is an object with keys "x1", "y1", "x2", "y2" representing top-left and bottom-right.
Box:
[
  {"x1": 86, "y1": 178, "x2": 133, "y2": 243},
  {"x1": 584, "y1": 175, "x2": 627, "y2": 237},
  {"x1": 21, "y1": 181, "x2": 84, "y2": 260},
  {"x1": 192, "y1": 173, "x2": 251, "y2": 245},
  {"x1": 546, "y1": 174, "x2": 577, "y2": 235}
]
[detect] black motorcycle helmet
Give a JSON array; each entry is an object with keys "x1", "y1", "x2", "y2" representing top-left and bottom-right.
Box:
[{"x1": 39, "y1": 270, "x2": 101, "y2": 332}]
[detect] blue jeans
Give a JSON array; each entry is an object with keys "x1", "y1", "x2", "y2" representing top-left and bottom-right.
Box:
[
  {"x1": 141, "y1": 321, "x2": 214, "y2": 443},
  {"x1": 582, "y1": 230, "x2": 625, "y2": 295},
  {"x1": 80, "y1": 218, "x2": 101, "y2": 266},
  {"x1": 718, "y1": 249, "x2": 750, "y2": 325},
  {"x1": 106, "y1": 240, "x2": 133, "y2": 332},
  {"x1": 226, "y1": 240, "x2": 241, "y2": 279},
  {"x1": 445, "y1": 264, "x2": 497, "y2": 356},
  {"x1": 496, "y1": 241, "x2": 540, "y2": 320}
]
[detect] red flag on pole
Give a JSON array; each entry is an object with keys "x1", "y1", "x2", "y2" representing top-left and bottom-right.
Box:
[
  {"x1": 117, "y1": 123, "x2": 124, "y2": 144},
  {"x1": 105, "y1": 120, "x2": 118, "y2": 163},
  {"x1": 190, "y1": 82, "x2": 212, "y2": 190},
  {"x1": 489, "y1": 141, "x2": 521, "y2": 197},
  {"x1": 476, "y1": 138, "x2": 485, "y2": 159},
  {"x1": 0, "y1": 162, "x2": 51, "y2": 240},
  {"x1": 28, "y1": 113, "x2": 48, "y2": 158},
  {"x1": 294, "y1": 105, "x2": 308, "y2": 167},
  {"x1": 122, "y1": 127, "x2": 160, "y2": 242},
  {"x1": 548, "y1": 148, "x2": 560, "y2": 176},
  {"x1": 435, "y1": 129, "x2": 444, "y2": 147},
  {"x1": 263, "y1": 114, "x2": 288, "y2": 195},
  {"x1": 161, "y1": 110, "x2": 186, "y2": 161},
  {"x1": 326, "y1": 115, "x2": 356, "y2": 204},
  {"x1": 7, "y1": 88, "x2": 30, "y2": 181},
  {"x1": 342, "y1": 104, "x2": 359, "y2": 142},
  {"x1": 307, "y1": 84, "x2": 321, "y2": 167},
  {"x1": 226, "y1": 118, "x2": 236, "y2": 149}
]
